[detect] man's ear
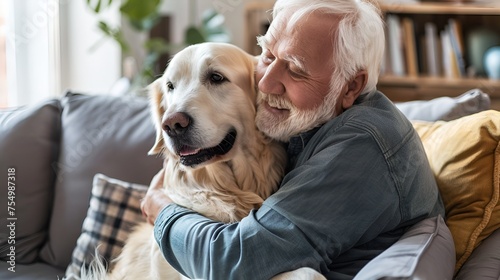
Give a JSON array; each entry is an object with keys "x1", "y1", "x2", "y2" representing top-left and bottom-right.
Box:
[{"x1": 342, "y1": 70, "x2": 368, "y2": 110}]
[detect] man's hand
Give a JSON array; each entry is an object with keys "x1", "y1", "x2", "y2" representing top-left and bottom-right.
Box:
[{"x1": 141, "y1": 168, "x2": 173, "y2": 225}]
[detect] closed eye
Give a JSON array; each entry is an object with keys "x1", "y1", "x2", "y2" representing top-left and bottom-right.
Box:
[{"x1": 261, "y1": 50, "x2": 275, "y2": 64}]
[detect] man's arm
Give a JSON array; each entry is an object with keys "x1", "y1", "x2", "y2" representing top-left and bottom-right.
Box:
[
  {"x1": 153, "y1": 125, "x2": 404, "y2": 279},
  {"x1": 155, "y1": 204, "x2": 327, "y2": 279}
]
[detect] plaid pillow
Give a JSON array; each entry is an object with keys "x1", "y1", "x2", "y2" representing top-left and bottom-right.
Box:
[{"x1": 64, "y1": 173, "x2": 148, "y2": 279}]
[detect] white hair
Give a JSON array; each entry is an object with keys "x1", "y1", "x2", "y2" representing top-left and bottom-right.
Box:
[{"x1": 272, "y1": 0, "x2": 385, "y2": 95}]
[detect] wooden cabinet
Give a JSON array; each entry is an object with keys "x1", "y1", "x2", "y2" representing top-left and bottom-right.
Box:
[{"x1": 378, "y1": 0, "x2": 500, "y2": 109}]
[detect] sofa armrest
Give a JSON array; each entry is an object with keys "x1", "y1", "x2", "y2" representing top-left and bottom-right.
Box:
[
  {"x1": 455, "y1": 227, "x2": 500, "y2": 279},
  {"x1": 354, "y1": 215, "x2": 455, "y2": 280}
]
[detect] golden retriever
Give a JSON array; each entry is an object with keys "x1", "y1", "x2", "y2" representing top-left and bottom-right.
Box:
[{"x1": 84, "y1": 42, "x2": 325, "y2": 280}]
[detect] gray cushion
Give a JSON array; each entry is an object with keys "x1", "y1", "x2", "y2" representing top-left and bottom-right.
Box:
[
  {"x1": 0, "y1": 99, "x2": 62, "y2": 263},
  {"x1": 354, "y1": 215, "x2": 455, "y2": 280},
  {"x1": 455, "y1": 228, "x2": 500, "y2": 280},
  {"x1": 395, "y1": 88, "x2": 490, "y2": 122},
  {"x1": 38, "y1": 92, "x2": 163, "y2": 269}
]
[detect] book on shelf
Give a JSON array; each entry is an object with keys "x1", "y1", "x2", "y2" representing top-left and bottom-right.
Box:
[
  {"x1": 447, "y1": 19, "x2": 466, "y2": 78},
  {"x1": 402, "y1": 17, "x2": 418, "y2": 77},
  {"x1": 386, "y1": 14, "x2": 406, "y2": 76},
  {"x1": 440, "y1": 21, "x2": 466, "y2": 79},
  {"x1": 381, "y1": 16, "x2": 472, "y2": 80},
  {"x1": 382, "y1": 16, "x2": 422, "y2": 78},
  {"x1": 441, "y1": 29, "x2": 455, "y2": 78},
  {"x1": 380, "y1": 22, "x2": 391, "y2": 75},
  {"x1": 425, "y1": 22, "x2": 440, "y2": 77}
]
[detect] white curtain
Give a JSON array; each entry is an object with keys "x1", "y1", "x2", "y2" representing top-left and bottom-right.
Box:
[{"x1": 5, "y1": 0, "x2": 60, "y2": 107}]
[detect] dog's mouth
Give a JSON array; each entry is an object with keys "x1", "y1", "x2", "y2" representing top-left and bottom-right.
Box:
[{"x1": 178, "y1": 129, "x2": 237, "y2": 167}]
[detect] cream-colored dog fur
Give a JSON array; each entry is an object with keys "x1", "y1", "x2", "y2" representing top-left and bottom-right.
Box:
[{"x1": 83, "y1": 43, "x2": 325, "y2": 280}]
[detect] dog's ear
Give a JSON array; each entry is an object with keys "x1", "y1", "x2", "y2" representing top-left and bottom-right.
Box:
[
  {"x1": 148, "y1": 78, "x2": 166, "y2": 155},
  {"x1": 250, "y1": 55, "x2": 259, "y2": 94},
  {"x1": 246, "y1": 54, "x2": 259, "y2": 103}
]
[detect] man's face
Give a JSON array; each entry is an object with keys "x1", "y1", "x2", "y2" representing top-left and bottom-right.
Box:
[{"x1": 255, "y1": 12, "x2": 343, "y2": 141}]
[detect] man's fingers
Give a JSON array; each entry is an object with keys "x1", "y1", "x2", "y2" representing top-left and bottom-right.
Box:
[
  {"x1": 141, "y1": 168, "x2": 167, "y2": 225},
  {"x1": 140, "y1": 198, "x2": 147, "y2": 217},
  {"x1": 150, "y1": 168, "x2": 165, "y2": 190}
]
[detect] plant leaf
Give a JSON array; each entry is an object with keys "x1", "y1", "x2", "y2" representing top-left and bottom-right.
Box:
[
  {"x1": 97, "y1": 21, "x2": 113, "y2": 36},
  {"x1": 86, "y1": 0, "x2": 114, "y2": 14},
  {"x1": 97, "y1": 21, "x2": 129, "y2": 52},
  {"x1": 120, "y1": 0, "x2": 161, "y2": 22},
  {"x1": 200, "y1": 9, "x2": 230, "y2": 43},
  {"x1": 128, "y1": 15, "x2": 160, "y2": 31},
  {"x1": 185, "y1": 26, "x2": 206, "y2": 45},
  {"x1": 202, "y1": 9, "x2": 219, "y2": 26},
  {"x1": 145, "y1": 38, "x2": 177, "y2": 55},
  {"x1": 95, "y1": 0, "x2": 102, "y2": 13}
]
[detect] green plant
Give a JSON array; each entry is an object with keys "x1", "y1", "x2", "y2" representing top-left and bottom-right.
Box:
[{"x1": 86, "y1": 0, "x2": 230, "y2": 87}]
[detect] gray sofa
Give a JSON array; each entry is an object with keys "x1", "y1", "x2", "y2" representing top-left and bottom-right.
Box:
[
  {"x1": 0, "y1": 91, "x2": 499, "y2": 279},
  {"x1": 0, "y1": 93, "x2": 163, "y2": 279}
]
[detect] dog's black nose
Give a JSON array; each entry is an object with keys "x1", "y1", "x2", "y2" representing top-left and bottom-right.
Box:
[{"x1": 163, "y1": 112, "x2": 191, "y2": 137}]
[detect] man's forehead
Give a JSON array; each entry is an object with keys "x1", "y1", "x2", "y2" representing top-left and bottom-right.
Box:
[
  {"x1": 262, "y1": 11, "x2": 337, "y2": 73},
  {"x1": 265, "y1": 11, "x2": 337, "y2": 45}
]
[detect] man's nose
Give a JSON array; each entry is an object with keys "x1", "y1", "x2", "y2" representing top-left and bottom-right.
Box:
[{"x1": 258, "y1": 61, "x2": 285, "y2": 95}]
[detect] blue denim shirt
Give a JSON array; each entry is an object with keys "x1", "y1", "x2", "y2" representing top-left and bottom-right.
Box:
[{"x1": 154, "y1": 91, "x2": 445, "y2": 280}]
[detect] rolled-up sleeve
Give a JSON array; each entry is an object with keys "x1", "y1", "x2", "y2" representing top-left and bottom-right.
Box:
[{"x1": 154, "y1": 203, "x2": 327, "y2": 279}]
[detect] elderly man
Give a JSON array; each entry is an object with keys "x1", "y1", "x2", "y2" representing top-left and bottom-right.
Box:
[{"x1": 141, "y1": 0, "x2": 445, "y2": 279}]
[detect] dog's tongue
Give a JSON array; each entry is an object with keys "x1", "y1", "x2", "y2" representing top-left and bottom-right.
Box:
[{"x1": 179, "y1": 146, "x2": 200, "y2": 156}]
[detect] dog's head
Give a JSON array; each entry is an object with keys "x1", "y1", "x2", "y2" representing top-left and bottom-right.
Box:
[{"x1": 148, "y1": 42, "x2": 259, "y2": 169}]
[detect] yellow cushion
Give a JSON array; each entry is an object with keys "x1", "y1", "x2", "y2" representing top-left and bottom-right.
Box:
[{"x1": 412, "y1": 110, "x2": 500, "y2": 273}]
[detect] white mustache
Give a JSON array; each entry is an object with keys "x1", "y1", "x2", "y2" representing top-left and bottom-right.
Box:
[{"x1": 260, "y1": 93, "x2": 294, "y2": 110}]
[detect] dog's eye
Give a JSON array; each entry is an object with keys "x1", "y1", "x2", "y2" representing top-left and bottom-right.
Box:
[
  {"x1": 210, "y1": 73, "x2": 225, "y2": 84},
  {"x1": 166, "y1": 82, "x2": 174, "y2": 91}
]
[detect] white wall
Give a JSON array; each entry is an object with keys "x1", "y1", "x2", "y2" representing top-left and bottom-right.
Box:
[{"x1": 59, "y1": 0, "x2": 121, "y2": 95}]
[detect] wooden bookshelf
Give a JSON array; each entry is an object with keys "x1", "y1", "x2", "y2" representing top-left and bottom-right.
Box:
[{"x1": 378, "y1": 0, "x2": 500, "y2": 110}]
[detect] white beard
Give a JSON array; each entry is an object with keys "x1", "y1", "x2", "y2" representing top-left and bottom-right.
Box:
[{"x1": 255, "y1": 90, "x2": 340, "y2": 142}]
